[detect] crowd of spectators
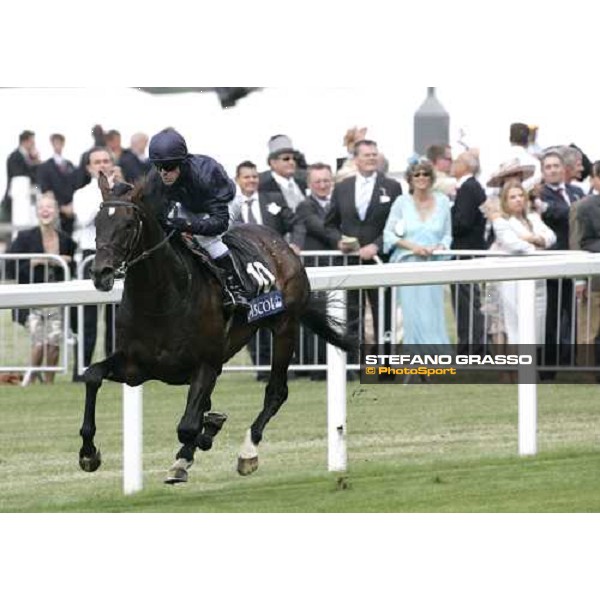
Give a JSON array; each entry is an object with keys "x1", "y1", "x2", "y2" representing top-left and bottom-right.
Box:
[
  {"x1": 1, "y1": 126, "x2": 148, "y2": 382},
  {"x1": 2, "y1": 120, "x2": 599, "y2": 383}
]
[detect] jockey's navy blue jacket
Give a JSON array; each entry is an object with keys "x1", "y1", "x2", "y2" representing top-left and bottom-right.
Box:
[{"x1": 149, "y1": 155, "x2": 236, "y2": 237}]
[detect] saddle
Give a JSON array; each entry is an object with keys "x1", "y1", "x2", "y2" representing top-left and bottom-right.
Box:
[{"x1": 178, "y1": 231, "x2": 284, "y2": 323}]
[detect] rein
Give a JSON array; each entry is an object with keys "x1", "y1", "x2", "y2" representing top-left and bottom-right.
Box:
[{"x1": 123, "y1": 229, "x2": 176, "y2": 274}]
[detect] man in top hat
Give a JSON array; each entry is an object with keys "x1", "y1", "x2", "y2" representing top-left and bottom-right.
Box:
[{"x1": 258, "y1": 135, "x2": 307, "y2": 212}]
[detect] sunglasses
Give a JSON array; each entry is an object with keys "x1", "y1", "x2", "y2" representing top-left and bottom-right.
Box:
[
  {"x1": 155, "y1": 161, "x2": 181, "y2": 173},
  {"x1": 413, "y1": 172, "x2": 431, "y2": 178},
  {"x1": 278, "y1": 155, "x2": 296, "y2": 162}
]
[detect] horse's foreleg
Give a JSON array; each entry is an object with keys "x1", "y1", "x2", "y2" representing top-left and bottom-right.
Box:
[
  {"x1": 78, "y1": 354, "x2": 123, "y2": 472},
  {"x1": 238, "y1": 322, "x2": 296, "y2": 476},
  {"x1": 166, "y1": 363, "x2": 218, "y2": 484}
]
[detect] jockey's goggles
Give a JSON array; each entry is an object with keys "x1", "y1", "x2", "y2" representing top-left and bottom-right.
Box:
[{"x1": 155, "y1": 161, "x2": 182, "y2": 172}]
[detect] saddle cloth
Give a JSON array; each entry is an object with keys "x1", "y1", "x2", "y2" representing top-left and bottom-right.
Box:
[{"x1": 179, "y1": 228, "x2": 277, "y2": 299}]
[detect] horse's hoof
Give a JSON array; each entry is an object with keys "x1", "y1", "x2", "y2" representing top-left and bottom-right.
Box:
[
  {"x1": 164, "y1": 469, "x2": 189, "y2": 485},
  {"x1": 197, "y1": 434, "x2": 213, "y2": 452},
  {"x1": 79, "y1": 450, "x2": 102, "y2": 473},
  {"x1": 164, "y1": 458, "x2": 193, "y2": 485},
  {"x1": 237, "y1": 456, "x2": 259, "y2": 476},
  {"x1": 203, "y1": 411, "x2": 228, "y2": 432}
]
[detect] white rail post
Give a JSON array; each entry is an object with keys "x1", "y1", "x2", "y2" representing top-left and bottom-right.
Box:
[
  {"x1": 123, "y1": 384, "x2": 143, "y2": 494},
  {"x1": 517, "y1": 279, "x2": 537, "y2": 456},
  {"x1": 327, "y1": 290, "x2": 347, "y2": 472}
]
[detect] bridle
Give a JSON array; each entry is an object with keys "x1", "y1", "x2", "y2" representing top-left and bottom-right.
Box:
[
  {"x1": 98, "y1": 198, "x2": 193, "y2": 317},
  {"x1": 99, "y1": 199, "x2": 175, "y2": 277}
]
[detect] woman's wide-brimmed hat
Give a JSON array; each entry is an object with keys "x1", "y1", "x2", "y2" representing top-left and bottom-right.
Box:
[{"x1": 486, "y1": 160, "x2": 536, "y2": 187}]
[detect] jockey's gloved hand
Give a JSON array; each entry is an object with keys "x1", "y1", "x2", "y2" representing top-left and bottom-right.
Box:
[
  {"x1": 166, "y1": 215, "x2": 205, "y2": 235},
  {"x1": 166, "y1": 217, "x2": 192, "y2": 232}
]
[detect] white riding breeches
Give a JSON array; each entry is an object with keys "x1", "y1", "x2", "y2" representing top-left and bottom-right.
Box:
[{"x1": 192, "y1": 233, "x2": 229, "y2": 259}]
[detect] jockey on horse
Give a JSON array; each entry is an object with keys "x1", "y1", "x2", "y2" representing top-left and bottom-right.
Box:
[{"x1": 148, "y1": 128, "x2": 250, "y2": 311}]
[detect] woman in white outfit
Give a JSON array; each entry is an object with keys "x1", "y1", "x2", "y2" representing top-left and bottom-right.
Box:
[{"x1": 488, "y1": 182, "x2": 556, "y2": 345}]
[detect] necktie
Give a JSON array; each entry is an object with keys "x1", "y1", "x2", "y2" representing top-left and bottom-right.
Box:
[
  {"x1": 246, "y1": 198, "x2": 258, "y2": 224},
  {"x1": 283, "y1": 180, "x2": 302, "y2": 211},
  {"x1": 357, "y1": 178, "x2": 371, "y2": 221},
  {"x1": 550, "y1": 185, "x2": 571, "y2": 206}
]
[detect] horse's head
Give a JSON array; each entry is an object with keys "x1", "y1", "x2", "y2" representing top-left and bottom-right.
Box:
[{"x1": 92, "y1": 172, "x2": 144, "y2": 291}]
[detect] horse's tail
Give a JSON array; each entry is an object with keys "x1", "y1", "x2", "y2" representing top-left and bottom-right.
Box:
[{"x1": 300, "y1": 292, "x2": 356, "y2": 353}]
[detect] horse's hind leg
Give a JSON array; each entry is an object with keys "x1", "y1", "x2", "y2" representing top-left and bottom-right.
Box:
[
  {"x1": 166, "y1": 362, "x2": 218, "y2": 485},
  {"x1": 79, "y1": 353, "x2": 125, "y2": 472},
  {"x1": 238, "y1": 321, "x2": 296, "y2": 476}
]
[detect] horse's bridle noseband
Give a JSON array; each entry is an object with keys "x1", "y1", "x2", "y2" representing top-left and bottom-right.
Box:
[{"x1": 99, "y1": 199, "x2": 175, "y2": 276}]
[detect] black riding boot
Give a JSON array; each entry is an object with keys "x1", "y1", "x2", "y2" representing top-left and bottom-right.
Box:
[{"x1": 214, "y1": 253, "x2": 251, "y2": 311}]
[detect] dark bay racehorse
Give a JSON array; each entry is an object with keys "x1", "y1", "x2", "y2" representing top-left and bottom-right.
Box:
[{"x1": 79, "y1": 173, "x2": 353, "y2": 483}]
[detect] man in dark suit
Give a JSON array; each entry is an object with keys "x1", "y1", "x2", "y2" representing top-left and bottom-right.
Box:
[
  {"x1": 258, "y1": 135, "x2": 307, "y2": 212},
  {"x1": 325, "y1": 140, "x2": 403, "y2": 362},
  {"x1": 450, "y1": 150, "x2": 487, "y2": 354},
  {"x1": 73, "y1": 124, "x2": 106, "y2": 191},
  {"x1": 231, "y1": 160, "x2": 297, "y2": 380},
  {"x1": 2, "y1": 130, "x2": 41, "y2": 222},
  {"x1": 119, "y1": 132, "x2": 151, "y2": 184},
  {"x1": 37, "y1": 134, "x2": 76, "y2": 236},
  {"x1": 537, "y1": 150, "x2": 582, "y2": 377},
  {"x1": 560, "y1": 145, "x2": 587, "y2": 197},
  {"x1": 105, "y1": 129, "x2": 124, "y2": 164},
  {"x1": 294, "y1": 163, "x2": 339, "y2": 379},
  {"x1": 295, "y1": 163, "x2": 340, "y2": 253}
]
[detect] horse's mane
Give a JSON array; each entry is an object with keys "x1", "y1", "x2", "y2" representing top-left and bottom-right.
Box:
[{"x1": 136, "y1": 174, "x2": 168, "y2": 220}]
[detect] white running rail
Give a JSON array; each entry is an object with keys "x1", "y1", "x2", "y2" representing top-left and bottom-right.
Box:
[{"x1": 3, "y1": 253, "x2": 600, "y2": 493}]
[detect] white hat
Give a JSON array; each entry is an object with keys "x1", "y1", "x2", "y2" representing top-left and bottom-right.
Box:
[{"x1": 486, "y1": 159, "x2": 536, "y2": 188}]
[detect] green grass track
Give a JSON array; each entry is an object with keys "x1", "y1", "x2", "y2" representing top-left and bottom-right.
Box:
[{"x1": 0, "y1": 375, "x2": 598, "y2": 512}]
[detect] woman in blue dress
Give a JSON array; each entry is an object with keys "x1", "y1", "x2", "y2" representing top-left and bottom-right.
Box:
[{"x1": 383, "y1": 159, "x2": 452, "y2": 346}]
